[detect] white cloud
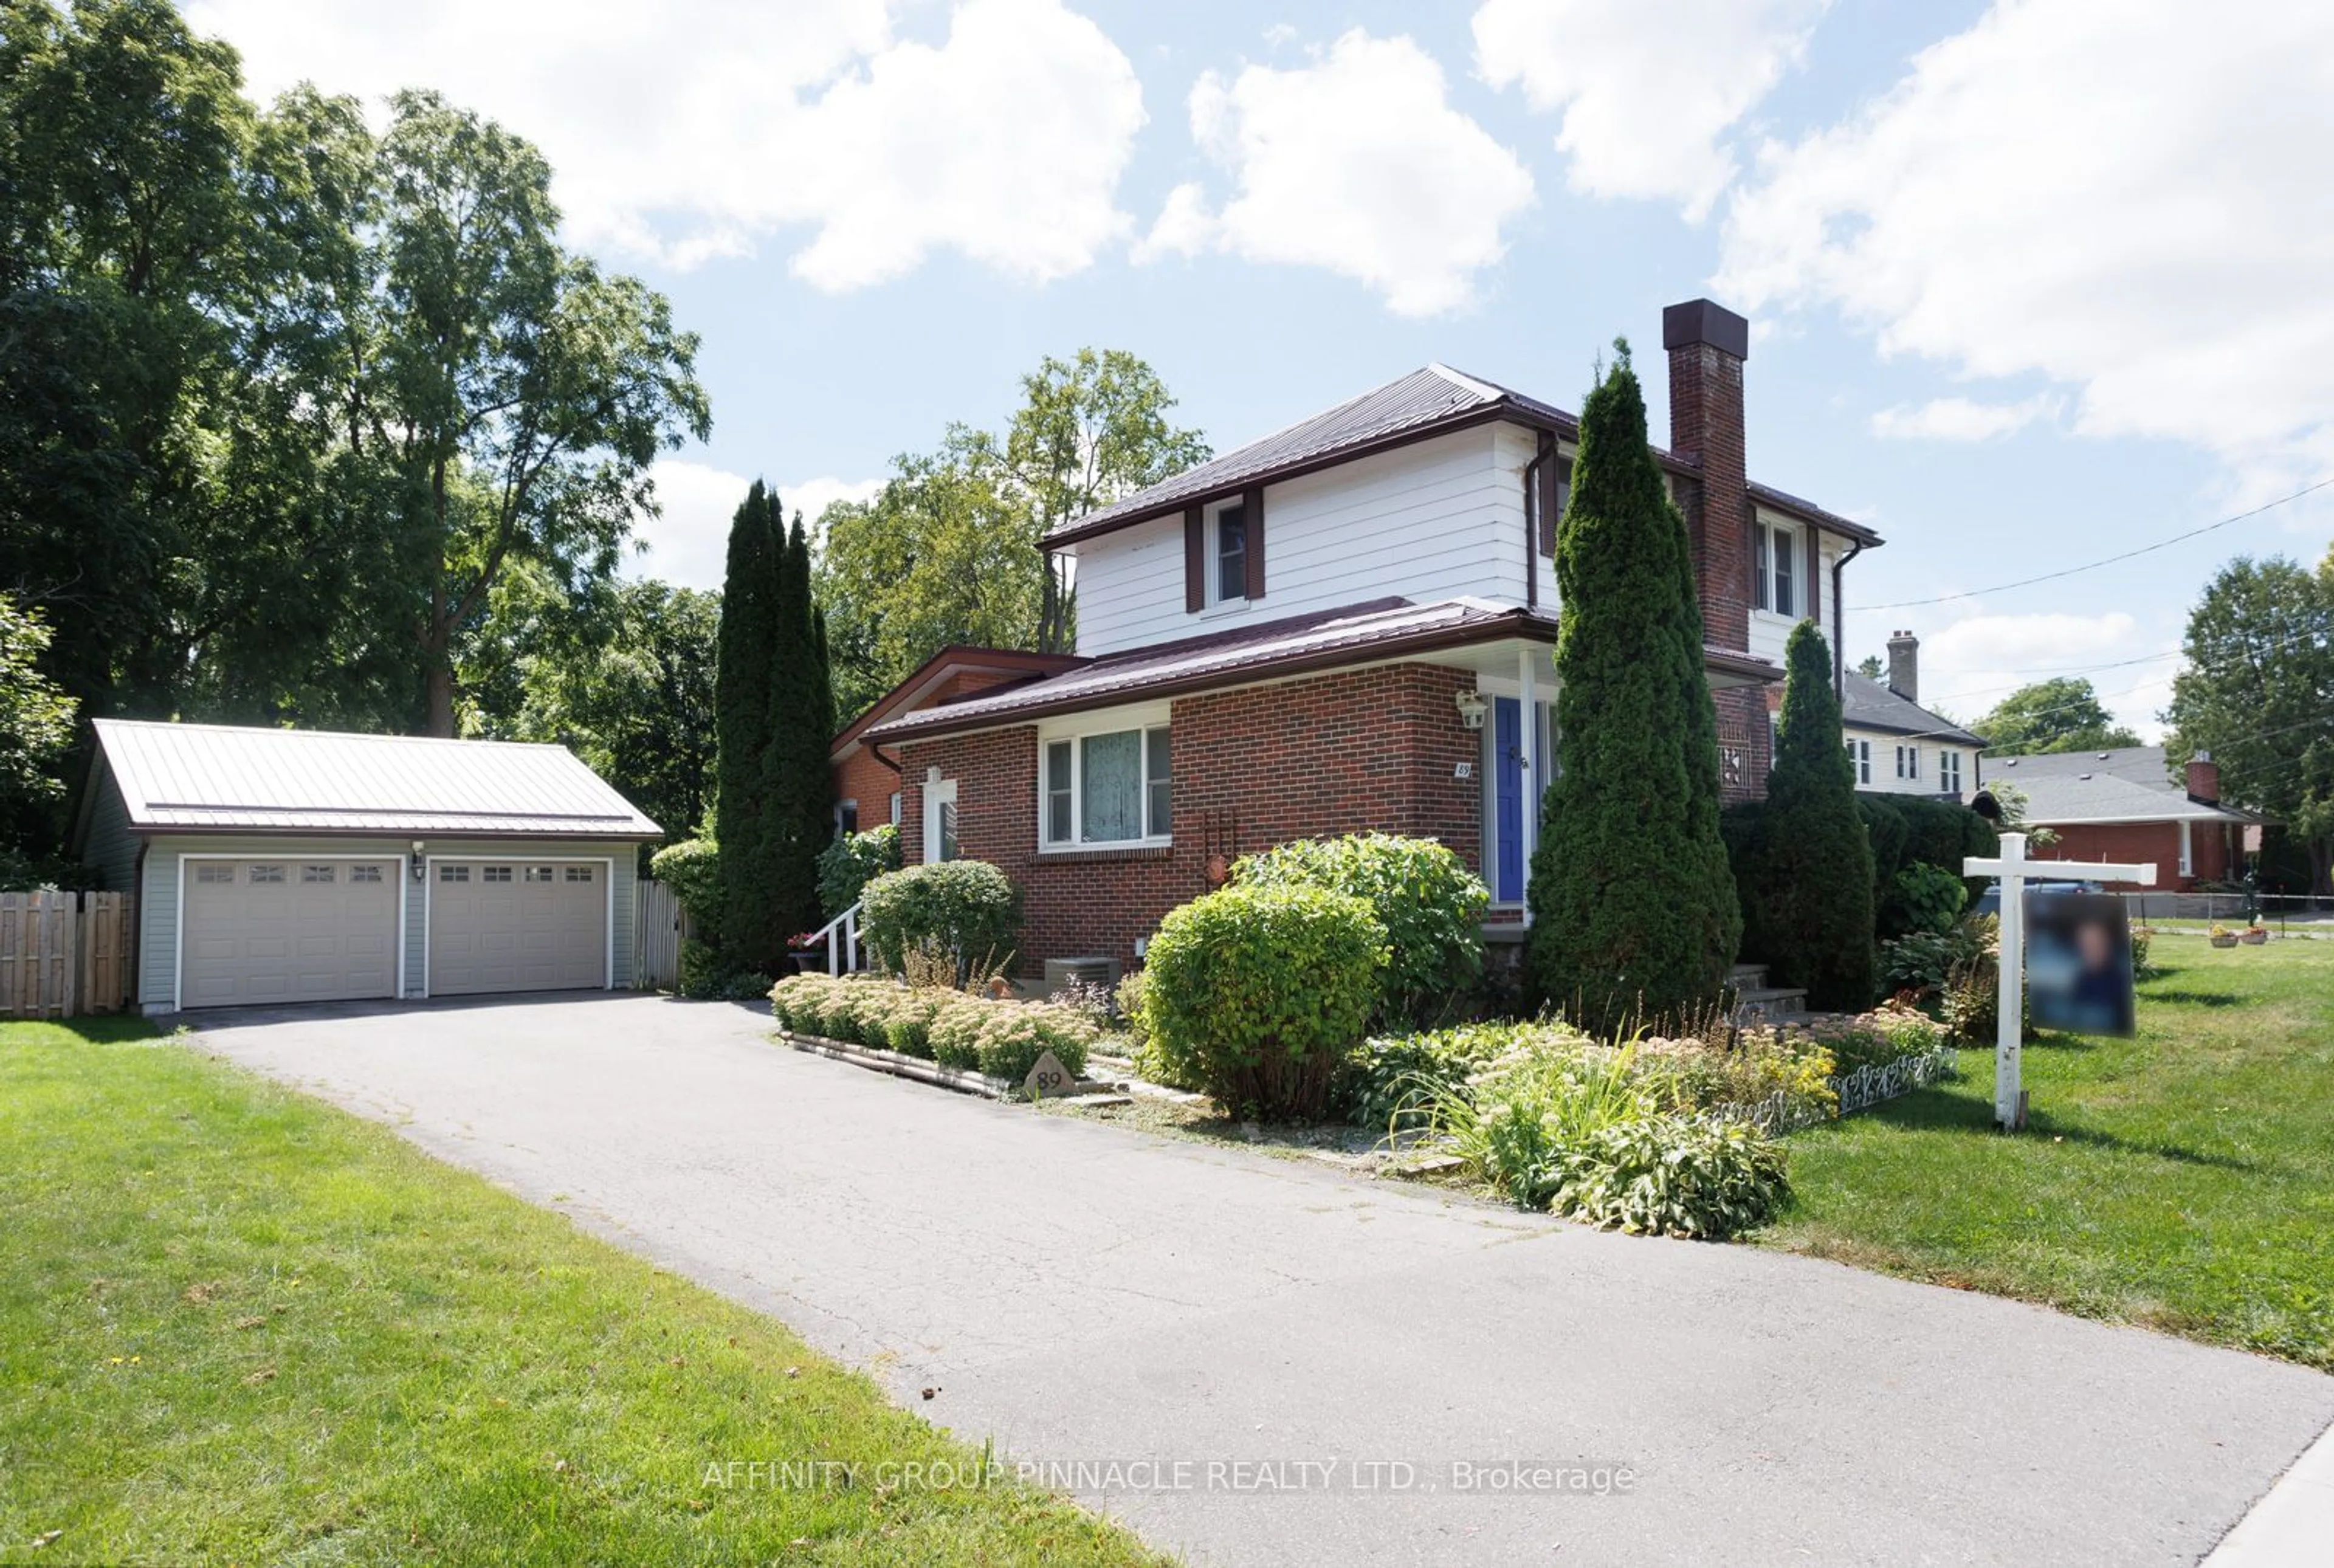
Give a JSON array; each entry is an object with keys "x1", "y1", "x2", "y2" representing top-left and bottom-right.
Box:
[
  {"x1": 1472, "y1": 0, "x2": 1830, "y2": 221},
  {"x1": 1138, "y1": 30, "x2": 1535, "y2": 316},
  {"x1": 1870, "y1": 394, "x2": 2059, "y2": 442},
  {"x1": 632, "y1": 461, "x2": 881, "y2": 591},
  {"x1": 1719, "y1": 0, "x2": 2334, "y2": 485},
  {"x1": 187, "y1": 0, "x2": 1142, "y2": 289}
]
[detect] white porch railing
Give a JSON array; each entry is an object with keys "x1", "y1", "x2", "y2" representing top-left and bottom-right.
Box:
[{"x1": 808, "y1": 902, "x2": 865, "y2": 975}]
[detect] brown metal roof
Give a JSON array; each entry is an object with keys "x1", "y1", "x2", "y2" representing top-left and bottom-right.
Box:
[
  {"x1": 1042, "y1": 362, "x2": 1882, "y2": 551},
  {"x1": 830, "y1": 645, "x2": 1085, "y2": 761},
  {"x1": 92, "y1": 719, "x2": 662, "y2": 838},
  {"x1": 861, "y1": 597, "x2": 1780, "y2": 742}
]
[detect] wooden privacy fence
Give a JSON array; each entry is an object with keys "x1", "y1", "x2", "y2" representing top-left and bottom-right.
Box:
[
  {"x1": 0, "y1": 890, "x2": 134, "y2": 1019},
  {"x1": 633, "y1": 879, "x2": 689, "y2": 991}
]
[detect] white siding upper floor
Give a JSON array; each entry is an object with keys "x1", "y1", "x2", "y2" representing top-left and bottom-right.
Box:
[
  {"x1": 1844, "y1": 730, "x2": 1978, "y2": 800},
  {"x1": 1070, "y1": 424, "x2": 1547, "y2": 658},
  {"x1": 1747, "y1": 505, "x2": 1850, "y2": 669}
]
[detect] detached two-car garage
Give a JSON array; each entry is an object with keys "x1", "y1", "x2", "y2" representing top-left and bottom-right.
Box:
[{"x1": 78, "y1": 720, "x2": 659, "y2": 1014}]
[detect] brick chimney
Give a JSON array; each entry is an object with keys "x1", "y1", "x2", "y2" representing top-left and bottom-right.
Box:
[
  {"x1": 1663, "y1": 298, "x2": 1750, "y2": 653},
  {"x1": 2186, "y1": 751, "x2": 2220, "y2": 804},
  {"x1": 1886, "y1": 630, "x2": 1919, "y2": 703}
]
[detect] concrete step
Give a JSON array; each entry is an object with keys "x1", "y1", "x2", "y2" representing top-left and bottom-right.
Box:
[
  {"x1": 1728, "y1": 963, "x2": 1771, "y2": 990},
  {"x1": 1731, "y1": 985, "x2": 1810, "y2": 1027}
]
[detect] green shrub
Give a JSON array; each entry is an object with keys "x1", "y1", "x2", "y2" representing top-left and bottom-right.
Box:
[
  {"x1": 818, "y1": 824, "x2": 902, "y2": 919},
  {"x1": 767, "y1": 972, "x2": 831, "y2": 1033},
  {"x1": 1879, "y1": 862, "x2": 1968, "y2": 940},
  {"x1": 859, "y1": 860, "x2": 1020, "y2": 985},
  {"x1": 1343, "y1": 1021, "x2": 1566, "y2": 1132},
  {"x1": 678, "y1": 936, "x2": 771, "y2": 1000},
  {"x1": 1233, "y1": 834, "x2": 1489, "y2": 1029},
  {"x1": 1141, "y1": 884, "x2": 1387, "y2": 1120},
  {"x1": 882, "y1": 992, "x2": 951, "y2": 1059},
  {"x1": 974, "y1": 1006, "x2": 1093, "y2": 1083},
  {"x1": 1805, "y1": 1001, "x2": 1948, "y2": 1071},
  {"x1": 1114, "y1": 971, "x2": 1207, "y2": 1092},
  {"x1": 1546, "y1": 1115, "x2": 1789, "y2": 1239},
  {"x1": 650, "y1": 838, "x2": 723, "y2": 929},
  {"x1": 929, "y1": 999, "x2": 991, "y2": 1070}
]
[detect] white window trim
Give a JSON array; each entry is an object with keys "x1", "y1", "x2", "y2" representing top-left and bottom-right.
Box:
[
  {"x1": 420, "y1": 854, "x2": 616, "y2": 999},
  {"x1": 173, "y1": 851, "x2": 410, "y2": 1013},
  {"x1": 1037, "y1": 704, "x2": 1173, "y2": 854},
  {"x1": 1755, "y1": 513, "x2": 1802, "y2": 625},
  {"x1": 1846, "y1": 738, "x2": 1872, "y2": 786},
  {"x1": 1203, "y1": 497, "x2": 1252, "y2": 611}
]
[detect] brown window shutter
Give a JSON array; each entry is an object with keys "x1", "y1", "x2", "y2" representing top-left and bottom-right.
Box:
[
  {"x1": 1243, "y1": 486, "x2": 1265, "y2": 600},
  {"x1": 1184, "y1": 506, "x2": 1205, "y2": 613},
  {"x1": 1805, "y1": 527, "x2": 1822, "y2": 624},
  {"x1": 1538, "y1": 445, "x2": 1564, "y2": 555}
]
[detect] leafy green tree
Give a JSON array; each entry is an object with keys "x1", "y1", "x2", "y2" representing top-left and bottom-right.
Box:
[
  {"x1": 463, "y1": 577, "x2": 720, "y2": 865},
  {"x1": 760, "y1": 516, "x2": 834, "y2": 940},
  {"x1": 816, "y1": 351, "x2": 1208, "y2": 718},
  {"x1": 999, "y1": 348, "x2": 1212, "y2": 651},
  {"x1": 0, "y1": 594, "x2": 78, "y2": 857},
  {"x1": 1853, "y1": 655, "x2": 1884, "y2": 679},
  {"x1": 1975, "y1": 676, "x2": 2141, "y2": 754},
  {"x1": 1744, "y1": 623, "x2": 1876, "y2": 1009},
  {"x1": 1526, "y1": 345, "x2": 1740, "y2": 1033},
  {"x1": 714, "y1": 482, "x2": 784, "y2": 969},
  {"x1": 2164, "y1": 554, "x2": 2334, "y2": 896},
  {"x1": 371, "y1": 91, "x2": 710, "y2": 734}
]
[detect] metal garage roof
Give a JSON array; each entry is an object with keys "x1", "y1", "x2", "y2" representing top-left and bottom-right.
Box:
[{"x1": 91, "y1": 719, "x2": 662, "y2": 838}]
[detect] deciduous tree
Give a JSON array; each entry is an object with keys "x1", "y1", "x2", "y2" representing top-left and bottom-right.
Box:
[
  {"x1": 1975, "y1": 676, "x2": 2141, "y2": 755},
  {"x1": 2164, "y1": 554, "x2": 2334, "y2": 896}
]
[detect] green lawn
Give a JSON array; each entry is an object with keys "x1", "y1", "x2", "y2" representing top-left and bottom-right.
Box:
[
  {"x1": 0, "y1": 1019, "x2": 1167, "y2": 1566},
  {"x1": 1763, "y1": 936, "x2": 2334, "y2": 1369}
]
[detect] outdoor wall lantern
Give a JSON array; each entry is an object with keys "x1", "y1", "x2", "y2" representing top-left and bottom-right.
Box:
[
  {"x1": 1454, "y1": 690, "x2": 1488, "y2": 731},
  {"x1": 410, "y1": 841, "x2": 426, "y2": 882}
]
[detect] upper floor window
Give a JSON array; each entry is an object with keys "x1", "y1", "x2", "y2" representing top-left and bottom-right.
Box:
[
  {"x1": 1214, "y1": 503, "x2": 1248, "y2": 604},
  {"x1": 1755, "y1": 520, "x2": 1797, "y2": 617},
  {"x1": 1042, "y1": 721, "x2": 1171, "y2": 848}
]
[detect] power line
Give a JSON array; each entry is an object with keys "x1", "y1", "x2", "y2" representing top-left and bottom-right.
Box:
[{"x1": 1860, "y1": 475, "x2": 2334, "y2": 611}]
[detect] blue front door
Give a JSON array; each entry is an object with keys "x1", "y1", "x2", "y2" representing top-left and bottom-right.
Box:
[{"x1": 1495, "y1": 696, "x2": 1524, "y2": 903}]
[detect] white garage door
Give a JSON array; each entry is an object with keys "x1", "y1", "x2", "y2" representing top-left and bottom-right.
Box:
[
  {"x1": 181, "y1": 858, "x2": 399, "y2": 1009},
  {"x1": 429, "y1": 860, "x2": 607, "y2": 996}
]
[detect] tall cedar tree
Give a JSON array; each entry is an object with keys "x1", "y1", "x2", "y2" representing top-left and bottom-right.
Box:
[
  {"x1": 714, "y1": 482, "x2": 783, "y2": 969},
  {"x1": 759, "y1": 515, "x2": 834, "y2": 942},
  {"x1": 1526, "y1": 346, "x2": 1741, "y2": 1033},
  {"x1": 1745, "y1": 622, "x2": 1876, "y2": 1009}
]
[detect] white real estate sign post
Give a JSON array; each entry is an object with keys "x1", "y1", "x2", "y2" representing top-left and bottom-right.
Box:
[{"x1": 1963, "y1": 832, "x2": 2155, "y2": 1130}]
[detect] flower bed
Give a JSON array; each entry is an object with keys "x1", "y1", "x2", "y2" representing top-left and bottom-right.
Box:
[{"x1": 768, "y1": 972, "x2": 1098, "y2": 1090}]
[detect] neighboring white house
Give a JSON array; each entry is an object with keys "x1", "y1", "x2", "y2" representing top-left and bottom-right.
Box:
[
  {"x1": 1839, "y1": 631, "x2": 1984, "y2": 800},
  {"x1": 72, "y1": 720, "x2": 661, "y2": 1014}
]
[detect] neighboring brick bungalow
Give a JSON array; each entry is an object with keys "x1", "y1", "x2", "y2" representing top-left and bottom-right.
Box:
[
  {"x1": 1988, "y1": 747, "x2": 2259, "y2": 891},
  {"x1": 837, "y1": 298, "x2": 1887, "y2": 982}
]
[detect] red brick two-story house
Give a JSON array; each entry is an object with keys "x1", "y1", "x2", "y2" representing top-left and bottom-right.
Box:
[{"x1": 831, "y1": 299, "x2": 1883, "y2": 979}]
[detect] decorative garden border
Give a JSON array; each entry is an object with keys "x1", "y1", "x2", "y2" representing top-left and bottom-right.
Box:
[
  {"x1": 780, "y1": 1029, "x2": 1120, "y2": 1103},
  {"x1": 1723, "y1": 1044, "x2": 1961, "y2": 1135}
]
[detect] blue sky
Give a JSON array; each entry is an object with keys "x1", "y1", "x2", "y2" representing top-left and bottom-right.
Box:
[{"x1": 188, "y1": 0, "x2": 2334, "y2": 739}]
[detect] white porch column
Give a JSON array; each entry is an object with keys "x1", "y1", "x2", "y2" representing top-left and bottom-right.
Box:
[{"x1": 1518, "y1": 645, "x2": 1538, "y2": 924}]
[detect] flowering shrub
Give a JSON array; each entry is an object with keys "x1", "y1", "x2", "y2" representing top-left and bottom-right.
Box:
[
  {"x1": 1546, "y1": 1115, "x2": 1790, "y2": 1239},
  {"x1": 768, "y1": 974, "x2": 1093, "y2": 1081}
]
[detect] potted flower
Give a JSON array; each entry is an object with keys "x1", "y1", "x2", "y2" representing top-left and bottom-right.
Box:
[
  {"x1": 787, "y1": 932, "x2": 828, "y2": 972},
  {"x1": 2208, "y1": 923, "x2": 2240, "y2": 949},
  {"x1": 2239, "y1": 920, "x2": 2269, "y2": 946}
]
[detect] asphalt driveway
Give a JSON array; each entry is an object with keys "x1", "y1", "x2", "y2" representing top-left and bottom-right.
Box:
[{"x1": 190, "y1": 993, "x2": 2334, "y2": 1567}]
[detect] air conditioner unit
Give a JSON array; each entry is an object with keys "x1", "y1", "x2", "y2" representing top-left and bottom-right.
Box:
[{"x1": 1044, "y1": 956, "x2": 1121, "y2": 995}]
